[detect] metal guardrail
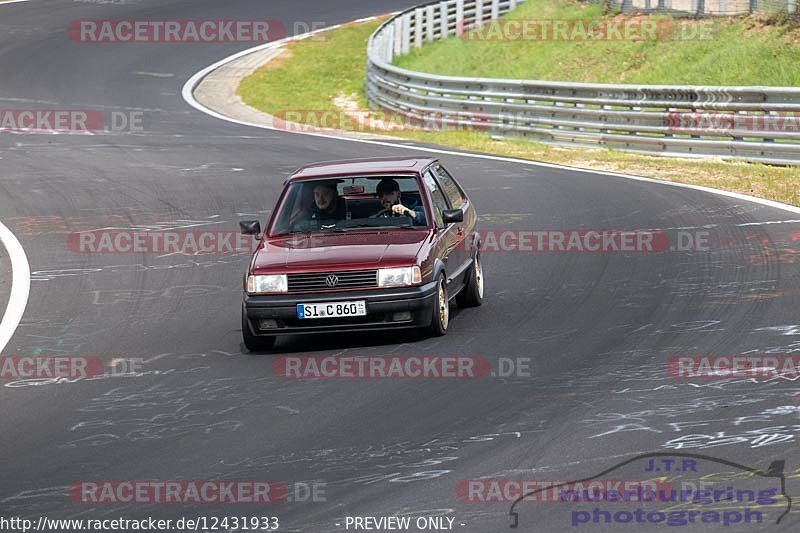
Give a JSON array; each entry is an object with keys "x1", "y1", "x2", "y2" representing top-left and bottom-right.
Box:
[
  {"x1": 609, "y1": 0, "x2": 799, "y2": 17},
  {"x1": 365, "y1": 0, "x2": 800, "y2": 164}
]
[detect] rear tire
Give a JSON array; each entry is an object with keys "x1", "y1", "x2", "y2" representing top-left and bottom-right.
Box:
[
  {"x1": 429, "y1": 274, "x2": 449, "y2": 336},
  {"x1": 456, "y1": 253, "x2": 484, "y2": 308},
  {"x1": 242, "y1": 308, "x2": 276, "y2": 352}
]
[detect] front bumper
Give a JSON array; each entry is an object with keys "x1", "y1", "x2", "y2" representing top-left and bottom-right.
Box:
[{"x1": 243, "y1": 281, "x2": 437, "y2": 336}]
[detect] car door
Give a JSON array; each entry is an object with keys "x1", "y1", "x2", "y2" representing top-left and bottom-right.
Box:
[
  {"x1": 433, "y1": 162, "x2": 476, "y2": 255},
  {"x1": 422, "y1": 167, "x2": 468, "y2": 289}
]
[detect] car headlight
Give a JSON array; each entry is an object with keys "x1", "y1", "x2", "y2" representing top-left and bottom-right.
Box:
[
  {"x1": 378, "y1": 266, "x2": 422, "y2": 287},
  {"x1": 247, "y1": 274, "x2": 288, "y2": 294}
]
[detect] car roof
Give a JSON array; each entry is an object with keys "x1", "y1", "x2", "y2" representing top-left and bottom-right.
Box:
[{"x1": 288, "y1": 157, "x2": 438, "y2": 181}]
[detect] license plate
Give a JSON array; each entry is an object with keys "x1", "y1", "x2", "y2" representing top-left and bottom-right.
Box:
[{"x1": 297, "y1": 300, "x2": 366, "y2": 319}]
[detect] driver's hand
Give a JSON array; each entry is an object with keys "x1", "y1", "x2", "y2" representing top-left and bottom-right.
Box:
[{"x1": 392, "y1": 204, "x2": 410, "y2": 216}]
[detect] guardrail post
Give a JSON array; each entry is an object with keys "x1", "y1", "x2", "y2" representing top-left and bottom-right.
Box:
[
  {"x1": 455, "y1": 0, "x2": 465, "y2": 35},
  {"x1": 385, "y1": 24, "x2": 394, "y2": 62},
  {"x1": 401, "y1": 13, "x2": 411, "y2": 55},
  {"x1": 393, "y1": 19, "x2": 402, "y2": 57},
  {"x1": 440, "y1": 1, "x2": 450, "y2": 38},
  {"x1": 414, "y1": 7, "x2": 424, "y2": 48},
  {"x1": 491, "y1": 0, "x2": 500, "y2": 20},
  {"x1": 426, "y1": 4, "x2": 436, "y2": 41},
  {"x1": 475, "y1": 0, "x2": 485, "y2": 26},
  {"x1": 376, "y1": 31, "x2": 384, "y2": 63}
]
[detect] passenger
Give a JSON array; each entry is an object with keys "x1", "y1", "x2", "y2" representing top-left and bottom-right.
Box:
[{"x1": 310, "y1": 180, "x2": 346, "y2": 221}]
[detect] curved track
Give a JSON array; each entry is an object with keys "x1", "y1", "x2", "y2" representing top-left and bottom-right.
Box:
[{"x1": 1, "y1": 1, "x2": 800, "y2": 531}]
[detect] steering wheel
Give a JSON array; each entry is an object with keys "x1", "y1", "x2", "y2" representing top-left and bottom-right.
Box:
[{"x1": 370, "y1": 207, "x2": 406, "y2": 219}]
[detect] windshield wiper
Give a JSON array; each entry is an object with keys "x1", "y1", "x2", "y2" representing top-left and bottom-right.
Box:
[
  {"x1": 275, "y1": 230, "x2": 313, "y2": 236},
  {"x1": 332, "y1": 224, "x2": 415, "y2": 231}
]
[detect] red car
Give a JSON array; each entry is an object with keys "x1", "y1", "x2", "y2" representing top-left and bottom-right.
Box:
[{"x1": 239, "y1": 157, "x2": 483, "y2": 351}]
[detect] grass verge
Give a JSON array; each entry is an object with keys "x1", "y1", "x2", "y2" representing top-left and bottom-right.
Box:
[
  {"x1": 237, "y1": 18, "x2": 800, "y2": 207},
  {"x1": 396, "y1": 0, "x2": 800, "y2": 85}
]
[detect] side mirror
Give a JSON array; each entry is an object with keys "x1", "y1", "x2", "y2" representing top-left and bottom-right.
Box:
[
  {"x1": 442, "y1": 209, "x2": 463, "y2": 224},
  {"x1": 239, "y1": 220, "x2": 261, "y2": 236}
]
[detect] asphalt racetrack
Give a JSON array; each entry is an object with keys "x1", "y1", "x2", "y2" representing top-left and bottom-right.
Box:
[{"x1": 1, "y1": 1, "x2": 800, "y2": 531}]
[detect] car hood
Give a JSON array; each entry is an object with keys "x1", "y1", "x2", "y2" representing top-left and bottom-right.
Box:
[{"x1": 252, "y1": 230, "x2": 430, "y2": 272}]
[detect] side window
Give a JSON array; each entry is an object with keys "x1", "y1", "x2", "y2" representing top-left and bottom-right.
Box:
[
  {"x1": 423, "y1": 170, "x2": 448, "y2": 228},
  {"x1": 434, "y1": 164, "x2": 464, "y2": 209},
  {"x1": 272, "y1": 184, "x2": 303, "y2": 233}
]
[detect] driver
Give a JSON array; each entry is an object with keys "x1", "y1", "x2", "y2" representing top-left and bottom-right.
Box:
[{"x1": 375, "y1": 178, "x2": 426, "y2": 226}]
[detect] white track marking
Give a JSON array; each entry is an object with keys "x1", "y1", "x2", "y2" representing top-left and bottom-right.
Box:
[
  {"x1": 0, "y1": 0, "x2": 48, "y2": 353},
  {"x1": 0, "y1": 220, "x2": 30, "y2": 354}
]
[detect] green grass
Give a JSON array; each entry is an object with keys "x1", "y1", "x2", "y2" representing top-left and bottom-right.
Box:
[
  {"x1": 238, "y1": 24, "x2": 372, "y2": 115},
  {"x1": 237, "y1": 18, "x2": 800, "y2": 207},
  {"x1": 395, "y1": 0, "x2": 800, "y2": 85}
]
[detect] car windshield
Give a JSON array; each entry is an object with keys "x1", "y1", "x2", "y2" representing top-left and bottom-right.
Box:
[{"x1": 270, "y1": 175, "x2": 429, "y2": 235}]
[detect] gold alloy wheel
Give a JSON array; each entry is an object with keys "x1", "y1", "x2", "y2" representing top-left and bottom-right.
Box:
[
  {"x1": 438, "y1": 279, "x2": 449, "y2": 329},
  {"x1": 475, "y1": 256, "x2": 483, "y2": 298}
]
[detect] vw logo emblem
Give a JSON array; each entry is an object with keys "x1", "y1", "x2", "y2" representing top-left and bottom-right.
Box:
[{"x1": 325, "y1": 274, "x2": 339, "y2": 287}]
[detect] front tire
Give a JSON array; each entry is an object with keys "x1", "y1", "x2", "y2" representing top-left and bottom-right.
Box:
[
  {"x1": 242, "y1": 308, "x2": 276, "y2": 352},
  {"x1": 429, "y1": 274, "x2": 449, "y2": 336},
  {"x1": 456, "y1": 253, "x2": 484, "y2": 308}
]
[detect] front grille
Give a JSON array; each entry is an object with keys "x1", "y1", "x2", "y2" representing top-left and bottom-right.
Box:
[{"x1": 287, "y1": 269, "x2": 378, "y2": 292}]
